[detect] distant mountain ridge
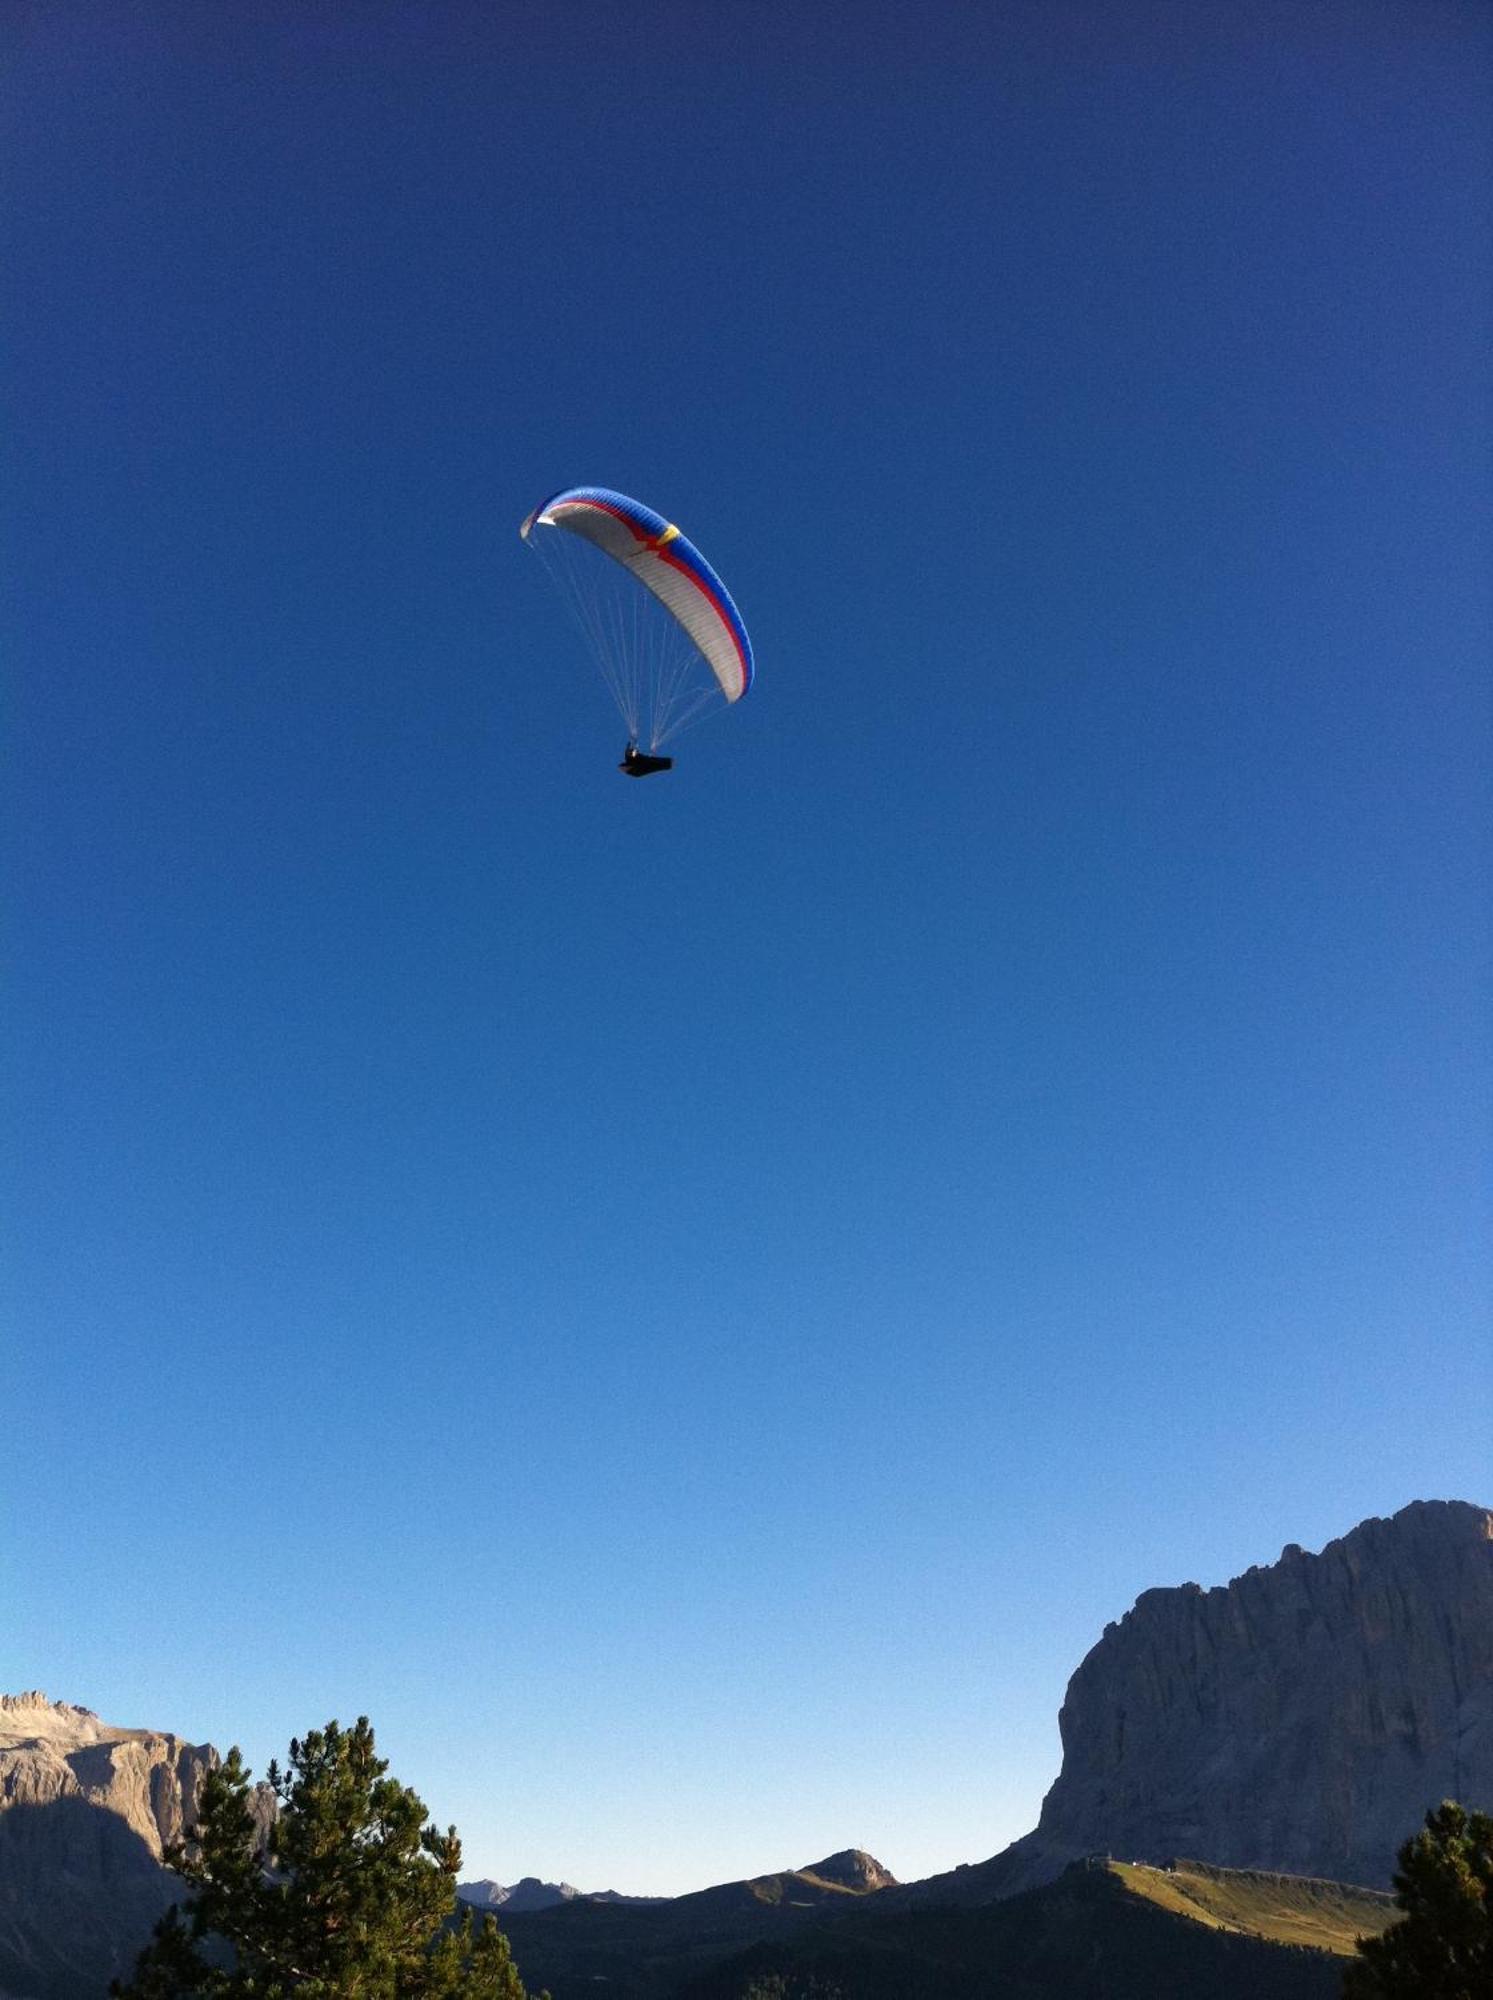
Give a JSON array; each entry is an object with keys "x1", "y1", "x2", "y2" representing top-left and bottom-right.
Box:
[
  {"x1": 492, "y1": 1851, "x2": 1395, "y2": 1997},
  {"x1": 453, "y1": 1855, "x2": 895, "y2": 1917},
  {"x1": 458, "y1": 1875, "x2": 665, "y2": 1912},
  {"x1": 490, "y1": 1848, "x2": 901, "y2": 1994}
]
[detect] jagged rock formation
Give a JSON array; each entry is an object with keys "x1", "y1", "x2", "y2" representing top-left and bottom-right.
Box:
[
  {"x1": 0, "y1": 1693, "x2": 251, "y2": 1999},
  {"x1": 925, "y1": 1499, "x2": 1493, "y2": 1901}
]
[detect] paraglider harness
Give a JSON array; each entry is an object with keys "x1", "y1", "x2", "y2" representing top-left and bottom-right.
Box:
[{"x1": 620, "y1": 741, "x2": 673, "y2": 778}]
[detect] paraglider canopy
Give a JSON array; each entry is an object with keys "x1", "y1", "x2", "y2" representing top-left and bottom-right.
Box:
[{"x1": 521, "y1": 486, "x2": 754, "y2": 754}]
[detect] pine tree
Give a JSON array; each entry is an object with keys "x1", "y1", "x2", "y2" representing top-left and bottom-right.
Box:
[
  {"x1": 114, "y1": 1717, "x2": 541, "y2": 1997},
  {"x1": 1343, "y1": 1799, "x2": 1493, "y2": 1999}
]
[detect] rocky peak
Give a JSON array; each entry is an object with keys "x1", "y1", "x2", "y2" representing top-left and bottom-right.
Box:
[
  {"x1": 801, "y1": 1848, "x2": 898, "y2": 1891},
  {"x1": 0, "y1": 1692, "x2": 107, "y2": 1743},
  {"x1": 0, "y1": 1692, "x2": 80, "y2": 1715}
]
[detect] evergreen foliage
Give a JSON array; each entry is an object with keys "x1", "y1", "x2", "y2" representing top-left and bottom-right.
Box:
[
  {"x1": 1343, "y1": 1800, "x2": 1493, "y2": 1999},
  {"x1": 113, "y1": 1717, "x2": 541, "y2": 1998}
]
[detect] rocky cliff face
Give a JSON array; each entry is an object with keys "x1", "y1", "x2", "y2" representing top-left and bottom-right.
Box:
[
  {"x1": 970, "y1": 1499, "x2": 1493, "y2": 1896},
  {"x1": 0, "y1": 1693, "x2": 217, "y2": 1858},
  {"x1": 0, "y1": 1693, "x2": 228, "y2": 1998}
]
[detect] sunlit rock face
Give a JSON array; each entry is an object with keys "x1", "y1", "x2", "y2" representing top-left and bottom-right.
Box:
[
  {"x1": 0, "y1": 1694, "x2": 234, "y2": 1998},
  {"x1": 0, "y1": 1693, "x2": 217, "y2": 1857},
  {"x1": 1029, "y1": 1500, "x2": 1493, "y2": 1888}
]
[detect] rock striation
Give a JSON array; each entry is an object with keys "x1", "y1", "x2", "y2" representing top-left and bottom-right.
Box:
[
  {"x1": 944, "y1": 1499, "x2": 1493, "y2": 1898},
  {"x1": 0, "y1": 1693, "x2": 243, "y2": 1998},
  {"x1": 0, "y1": 1692, "x2": 217, "y2": 1858}
]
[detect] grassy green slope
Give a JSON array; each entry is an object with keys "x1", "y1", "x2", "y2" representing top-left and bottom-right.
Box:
[{"x1": 1112, "y1": 1858, "x2": 1395, "y2": 1954}]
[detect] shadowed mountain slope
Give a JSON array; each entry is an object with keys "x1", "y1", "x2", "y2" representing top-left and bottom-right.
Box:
[
  {"x1": 508, "y1": 1857, "x2": 1395, "y2": 1999},
  {"x1": 494, "y1": 1851, "x2": 897, "y2": 1996}
]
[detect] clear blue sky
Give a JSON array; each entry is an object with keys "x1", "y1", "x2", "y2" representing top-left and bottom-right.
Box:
[{"x1": 5, "y1": 0, "x2": 1489, "y2": 1893}]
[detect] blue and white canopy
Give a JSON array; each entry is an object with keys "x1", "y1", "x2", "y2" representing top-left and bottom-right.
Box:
[{"x1": 522, "y1": 488, "x2": 754, "y2": 745}]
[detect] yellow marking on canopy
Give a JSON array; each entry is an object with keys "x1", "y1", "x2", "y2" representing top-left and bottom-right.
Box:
[{"x1": 656, "y1": 523, "x2": 681, "y2": 547}]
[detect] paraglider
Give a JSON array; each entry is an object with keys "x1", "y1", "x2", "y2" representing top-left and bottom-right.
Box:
[{"x1": 520, "y1": 487, "x2": 754, "y2": 771}]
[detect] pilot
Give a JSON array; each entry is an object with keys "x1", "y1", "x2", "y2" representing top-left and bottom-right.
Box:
[{"x1": 620, "y1": 742, "x2": 673, "y2": 777}]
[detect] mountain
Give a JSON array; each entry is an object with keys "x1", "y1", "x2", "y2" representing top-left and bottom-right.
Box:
[
  {"x1": 672, "y1": 1857, "x2": 1395, "y2": 2000},
  {"x1": 458, "y1": 1875, "x2": 664, "y2": 1912},
  {"x1": 0, "y1": 1693, "x2": 223, "y2": 1999},
  {"x1": 7, "y1": 1498, "x2": 1487, "y2": 1993},
  {"x1": 460, "y1": 1877, "x2": 583, "y2": 1913},
  {"x1": 907, "y1": 1497, "x2": 1493, "y2": 1904},
  {"x1": 492, "y1": 1850, "x2": 899, "y2": 1995},
  {"x1": 671, "y1": 1849, "x2": 899, "y2": 1915},
  {"x1": 488, "y1": 1844, "x2": 1394, "y2": 1997}
]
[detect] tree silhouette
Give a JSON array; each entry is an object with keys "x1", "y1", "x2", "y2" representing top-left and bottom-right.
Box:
[
  {"x1": 1344, "y1": 1799, "x2": 1492, "y2": 1999},
  {"x1": 114, "y1": 1717, "x2": 540, "y2": 1997}
]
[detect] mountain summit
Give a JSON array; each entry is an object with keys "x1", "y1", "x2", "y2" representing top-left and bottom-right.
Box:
[{"x1": 799, "y1": 1849, "x2": 899, "y2": 1892}]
